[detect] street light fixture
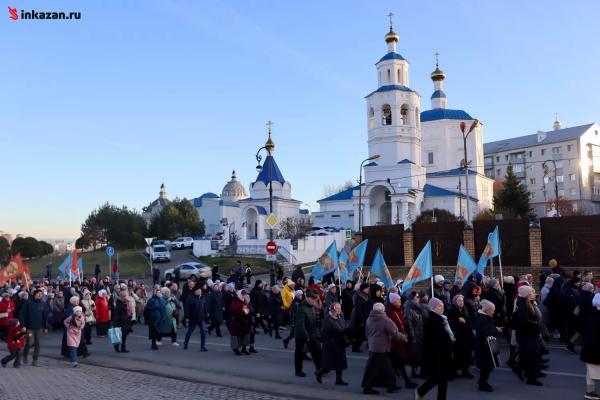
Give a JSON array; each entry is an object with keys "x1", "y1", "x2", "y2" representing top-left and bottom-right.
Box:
[
  {"x1": 255, "y1": 120, "x2": 276, "y2": 286},
  {"x1": 459, "y1": 120, "x2": 479, "y2": 225},
  {"x1": 358, "y1": 154, "x2": 380, "y2": 232}
]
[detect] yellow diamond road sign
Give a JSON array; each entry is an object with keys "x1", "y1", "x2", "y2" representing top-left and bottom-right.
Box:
[{"x1": 266, "y1": 213, "x2": 278, "y2": 228}]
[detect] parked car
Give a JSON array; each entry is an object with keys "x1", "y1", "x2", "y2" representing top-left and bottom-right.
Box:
[
  {"x1": 171, "y1": 237, "x2": 194, "y2": 249},
  {"x1": 151, "y1": 245, "x2": 171, "y2": 263},
  {"x1": 164, "y1": 262, "x2": 211, "y2": 281},
  {"x1": 151, "y1": 239, "x2": 172, "y2": 249}
]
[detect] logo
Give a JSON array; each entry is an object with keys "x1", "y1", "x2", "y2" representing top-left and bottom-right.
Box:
[
  {"x1": 8, "y1": 6, "x2": 18, "y2": 20},
  {"x1": 405, "y1": 264, "x2": 422, "y2": 281}
]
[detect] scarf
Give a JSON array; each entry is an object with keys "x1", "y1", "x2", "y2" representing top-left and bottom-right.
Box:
[{"x1": 440, "y1": 313, "x2": 456, "y2": 342}]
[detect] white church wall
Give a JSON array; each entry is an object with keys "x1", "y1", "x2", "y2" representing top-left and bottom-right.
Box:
[
  {"x1": 422, "y1": 196, "x2": 460, "y2": 216},
  {"x1": 196, "y1": 198, "x2": 221, "y2": 237},
  {"x1": 192, "y1": 240, "x2": 217, "y2": 257}
]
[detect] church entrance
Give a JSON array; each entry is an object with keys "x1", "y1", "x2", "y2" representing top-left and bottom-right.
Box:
[
  {"x1": 245, "y1": 208, "x2": 258, "y2": 239},
  {"x1": 369, "y1": 185, "x2": 392, "y2": 225}
]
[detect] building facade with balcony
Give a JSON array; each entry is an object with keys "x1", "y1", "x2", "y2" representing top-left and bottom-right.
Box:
[{"x1": 483, "y1": 121, "x2": 600, "y2": 217}]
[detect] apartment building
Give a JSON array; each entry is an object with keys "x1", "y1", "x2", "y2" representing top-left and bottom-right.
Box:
[{"x1": 483, "y1": 121, "x2": 600, "y2": 217}]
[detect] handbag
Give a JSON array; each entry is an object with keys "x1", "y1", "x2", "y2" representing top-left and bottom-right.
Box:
[{"x1": 108, "y1": 327, "x2": 122, "y2": 345}]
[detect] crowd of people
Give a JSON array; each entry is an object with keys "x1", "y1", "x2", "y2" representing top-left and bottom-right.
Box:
[{"x1": 1, "y1": 259, "x2": 599, "y2": 400}]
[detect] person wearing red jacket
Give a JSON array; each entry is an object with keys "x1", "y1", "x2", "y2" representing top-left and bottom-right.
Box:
[
  {"x1": 1, "y1": 319, "x2": 27, "y2": 368},
  {"x1": 95, "y1": 290, "x2": 110, "y2": 337},
  {"x1": 0, "y1": 290, "x2": 16, "y2": 341},
  {"x1": 386, "y1": 292, "x2": 418, "y2": 389}
]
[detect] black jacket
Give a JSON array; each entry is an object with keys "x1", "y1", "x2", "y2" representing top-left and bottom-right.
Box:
[
  {"x1": 580, "y1": 307, "x2": 600, "y2": 365},
  {"x1": 206, "y1": 290, "x2": 224, "y2": 323},
  {"x1": 18, "y1": 298, "x2": 48, "y2": 330},
  {"x1": 513, "y1": 298, "x2": 540, "y2": 341},
  {"x1": 185, "y1": 294, "x2": 206, "y2": 324},
  {"x1": 422, "y1": 311, "x2": 453, "y2": 379},
  {"x1": 250, "y1": 286, "x2": 267, "y2": 315},
  {"x1": 112, "y1": 298, "x2": 132, "y2": 332},
  {"x1": 473, "y1": 311, "x2": 500, "y2": 371}
]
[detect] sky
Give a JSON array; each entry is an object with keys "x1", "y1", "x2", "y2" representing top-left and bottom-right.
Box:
[{"x1": 2, "y1": 0, "x2": 600, "y2": 240}]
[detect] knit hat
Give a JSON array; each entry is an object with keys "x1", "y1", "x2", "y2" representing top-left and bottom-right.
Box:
[
  {"x1": 327, "y1": 283, "x2": 335, "y2": 290},
  {"x1": 434, "y1": 275, "x2": 445, "y2": 284},
  {"x1": 294, "y1": 290, "x2": 304, "y2": 298},
  {"x1": 428, "y1": 297, "x2": 444, "y2": 312},
  {"x1": 69, "y1": 296, "x2": 80, "y2": 305},
  {"x1": 582, "y1": 282, "x2": 595, "y2": 292},
  {"x1": 549, "y1": 259, "x2": 558, "y2": 268},
  {"x1": 480, "y1": 299, "x2": 495, "y2": 313},
  {"x1": 372, "y1": 302, "x2": 385, "y2": 312},
  {"x1": 360, "y1": 283, "x2": 370, "y2": 291},
  {"x1": 503, "y1": 276, "x2": 515, "y2": 284},
  {"x1": 389, "y1": 292, "x2": 401, "y2": 304},
  {"x1": 488, "y1": 278, "x2": 498, "y2": 288},
  {"x1": 376, "y1": 281, "x2": 385, "y2": 288},
  {"x1": 98, "y1": 289, "x2": 107, "y2": 297},
  {"x1": 518, "y1": 285, "x2": 534, "y2": 298},
  {"x1": 73, "y1": 306, "x2": 83, "y2": 314}
]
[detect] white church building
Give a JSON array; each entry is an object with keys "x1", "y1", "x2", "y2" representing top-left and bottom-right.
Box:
[{"x1": 314, "y1": 19, "x2": 493, "y2": 230}]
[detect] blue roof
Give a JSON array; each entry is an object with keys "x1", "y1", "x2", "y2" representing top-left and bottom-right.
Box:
[
  {"x1": 254, "y1": 155, "x2": 285, "y2": 185},
  {"x1": 423, "y1": 184, "x2": 478, "y2": 201},
  {"x1": 377, "y1": 52, "x2": 406, "y2": 63},
  {"x1": 255, "y1": 206, "x2": 267, "y2": 215},
  {"x1": 420, "y1": 109, "x2": 473, "y2": 122},
  {"x1": 238, "y1": 196, "x2": 301, "y2": 203},
  {"x1": 366, "y1": 85, "x2": 413, "y2": 98},
  {"x1": 431, "y1": 90, "x2": 446, "y2": 99},
  {"x1": 398, "y1": 159, "x2": 415, "y2": 164},
  {"x1": 219, "y1": 200, "x2": 239, "y2": 207},
  {"x1": 426, "y1": 168, "x2": 478, "y2": 177},
  {"x1": 192, "y1": 192, "x2": 220, "y2": 207},
  {"x1": 317, "y1": 185, "x2": 360, "y2": 203},
  {"x1": 483, "y1": 123, "x2": 594, "y2": 154},
  {"x1": 299, "y1": 209, "x2": 309, "y2": 215},
  {"x1": 364, "y1": 161, "x2": 378, "y2": 167}
]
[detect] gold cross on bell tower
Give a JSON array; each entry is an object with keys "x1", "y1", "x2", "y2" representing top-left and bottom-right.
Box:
[
  {"x1": 388, "y1": 12, "x2": 394, "y2": 30},
  {"x1": 266, "y1": 120, "x2": 273, "y2": 134},
  {"x1": 435, "y1": 51, "x2": 440, "y2": 67}
]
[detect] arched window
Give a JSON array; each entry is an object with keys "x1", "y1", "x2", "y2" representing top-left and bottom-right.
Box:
[
  {"x1": 368, "y1": 107, "x2": 376, "y2": 129},
  {"x1": 369, "y1": 107, "x2": 375, "y2": 118},
  {"x1": 401, "y1": 104, "x2": 409, "y2": 125},
  {"x1": 397, "y1": 69, "x2": 400, "y2": 84},
  {"x1": 382, "y1": 104, "x2": 392, "y2": 126},
  {"x1": 387, "y1": 69, "x2": 391, "y2": 82}
]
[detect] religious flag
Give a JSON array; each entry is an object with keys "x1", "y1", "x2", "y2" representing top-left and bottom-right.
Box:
[
  {"x1": 477, "y1": 226, "x2": 500, "y2": 274},
  {"x1": 318, "y1": 241, "x2": 339, "y2": 275},
  {"x1": 370, "y1": 248, "x2": 394, "y2": 289},
  {"x1": 0, "y1": 253, "x2": 25, "y2": 285},
  {"x1": 455, "y1": 245, "x2": 477, "y2": 284},
  {"x1": 401, "y1": 241, "x2": 433, "y2": 294},
  {"x1": 57, "y1": 252, "x2": 73, "y2": 280},
  {"x1": 338, "y1": 250, "x2": 351, "y2": 282},
  {"x1": 71, "y1": 250, "x2": 79, "y2": 279},
  {"x1": 311, "y1": 261, "x2": 324, "y2": 280},
  {"x1": 347, "y1": 239, "x2": 368, "y2": 273},
  {"x1": 78, "y1": 257, "x2": 84, "y2": 278}
]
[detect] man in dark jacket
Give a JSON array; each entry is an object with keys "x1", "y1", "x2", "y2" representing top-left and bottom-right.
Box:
[
  {"x1": 350, "y1": 283, "x2": 371, "y2": 352},
  {"x1": 18, "y1": 289, "x2": 48, "y2": 366},
  {"x1": 580, "y1": 293, "x2": 600, "y2": 399},
  {"x1": 183, "y1": 284, "x2": 207, "y2": 351},
  {"x1": 482, "y1": 279, "x2": 506, "y2": 327},
  {"x1": 294, "y1": 290, "x2": 322, "y2": 377},
  {"x1": 341, "y1": 281, "x2": 355, "y2": 321},
  {"x1": 206, "y1": 283, "x2": 224, "y2": 337}
]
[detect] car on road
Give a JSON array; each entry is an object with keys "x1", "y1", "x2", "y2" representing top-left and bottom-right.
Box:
[
  {"x1": 150, "y1": 245, "x2": 171, "y2": 263},
  {"x1": 151, "y1": 239, "x2": 172, "y2": 249},
  {"x1": 164, "y1": 262, "x2": 211, "y2": 281},
  {"x1": 171, "y1": 237, "x2": 194, "y2": 249}
]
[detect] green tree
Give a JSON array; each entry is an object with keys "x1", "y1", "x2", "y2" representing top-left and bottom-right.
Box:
[
  {"x1": 493, "y1": 163, "x2": 530, "y2": 219},
  {"x1": 415, "y1": 208, "x2": 459, "y2": 224},
  {"x1": 11, "y1": 237, "x2": 42, "y2": 258},
  {"x1": 81, "y1": 203, "x2": 147, "y2": 249},
  {"x1": 0, "y1": 237, "x2": 9, "y2": 264},
  {"x1": 38, "y1": 241, "x2": 54, "y2": 256},
  {"x1": 149, "y1": 198, "x2": 205, "y2": 239}
]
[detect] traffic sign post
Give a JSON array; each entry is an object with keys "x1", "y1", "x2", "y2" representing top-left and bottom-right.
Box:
[
  {"x1": 106, "y1": 246, "x2": 114, "y2": 281},
  {"x1": 266, "y1": 213, "x2": 278, "y2": 228},
  {"x1": 266, "y1": 254, "x2": 277, "y2": 261},
  {"x1": 266, "y1": 241, "x2": 277, "y2": 255},
  {"x1": 345, "y1": 229, "x2": 352, "y2": 240}
]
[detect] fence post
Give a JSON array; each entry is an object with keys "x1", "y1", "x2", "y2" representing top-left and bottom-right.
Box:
[
  {"x1": 403, "y1": 228, "x2": 414, "y2": 267},
  {"x1": 463, "y1": 226, "x2": 475, "y2": 258},
  {"x1": 529, "y1": 225, "x2": 543, "y2": 268}
]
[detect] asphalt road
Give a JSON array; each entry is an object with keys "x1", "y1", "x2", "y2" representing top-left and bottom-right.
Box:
[
  {"x1": 146, "y1": 246, "x2": 200, "y2": 282},
  {"x1": 26, "y1": 327, "x2": 585, "y2": 400}
]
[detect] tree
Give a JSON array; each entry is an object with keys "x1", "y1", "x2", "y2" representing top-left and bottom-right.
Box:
[
  {"x1": 415, "y1": 208, "x2": 459, "y2": 224},
  {"x1": 545, "y1": 197, "x2": 577, "y2": 217},
  {"x1": 322, "y1": 181, "x2": 353, "y2": 198},
  {"x1": 11, "y1": 237, "x2": 42, "y2": 259},
  {"x1": 473, "y1": 209, "x2": 496, "y2": 221},
  {"x1": 0, "y1": 237, "x2": 9, "y2": 265},
  {"x1": 493, "y1": 163, "x2": 530, "y2": 219},
  {"x1": 81, "y1": 203, "x2": 147, "y2": 249},
  {"x1": 277, "y1": 217, "x2": 312, "y2": 239},
  {"x1": 149, "y1": 198, "x2": 205, "y2": 239},
  {"x1": 38, "y1": 241, "x2": 54, "y2": 256},
  {"x1": 75, "y1": 236, "x2": 91, "y2": 250}
]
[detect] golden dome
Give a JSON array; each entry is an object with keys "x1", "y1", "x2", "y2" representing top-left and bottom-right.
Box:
[
  {"x1": 265, "y1": 133, "x2": 275, "y2": 153},
  {"x1": 384, "y1": 29, "x2": 399, "y2": 43},
  {"x1": 431, "y1": 67, "x2": 445, "y2": 81}
]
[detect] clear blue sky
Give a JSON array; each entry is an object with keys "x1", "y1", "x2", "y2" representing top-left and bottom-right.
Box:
[{"x1": 2, "y1": 0, "x2": 599, "y2": 240}]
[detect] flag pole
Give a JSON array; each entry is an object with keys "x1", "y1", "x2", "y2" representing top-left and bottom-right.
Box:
[
  {"x1": 336, "y1": 263, "x2": 343, "y2": 306},
  {"x1": 431, "y1": 276, "x2": 434, "y2": 299},
  {"x1": 498, "y1": 252, "x2": 504, "y2": 289},
  {"x1": 489, "y1": 257, "x2": 494, "y2": 278}
]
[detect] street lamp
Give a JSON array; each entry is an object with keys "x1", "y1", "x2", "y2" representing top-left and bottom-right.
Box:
[
  {"x1": 386, "y1": 178, "x2": 400, "y2": 224},
  {"x1": 358, "y1": 154, "x2": 380, "y2": 232},
  {"x1": 255, "y1": 120, "x2": 276, "y2": 285},
  {"x1": 459, "y1": 120, "x2": 479, "y2": 225},
  {"x1": 543, "y1": 160, "x2": 560, "y2": 217}
]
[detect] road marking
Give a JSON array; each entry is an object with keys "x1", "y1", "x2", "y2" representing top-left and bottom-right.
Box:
[{"x1": 128, "y1": 334, "x2": 585, "y2": 377}]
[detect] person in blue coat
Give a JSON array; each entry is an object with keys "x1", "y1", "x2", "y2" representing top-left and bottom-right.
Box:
[{"x1": 144, "y1": 289, "x2": 164, "y2": 350}]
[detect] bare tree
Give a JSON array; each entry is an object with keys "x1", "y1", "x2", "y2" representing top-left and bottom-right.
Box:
[{"x1": 322, "y1": 181, "x2": 353, "y2": 198}]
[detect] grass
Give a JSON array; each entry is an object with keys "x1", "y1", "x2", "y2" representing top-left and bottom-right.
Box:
[
  {"x1": 197, "y1": 255, "x2": 270, "y2": 275},
  {"x1": 26, "y1": 249, "x2": 151, "y2": 280}
]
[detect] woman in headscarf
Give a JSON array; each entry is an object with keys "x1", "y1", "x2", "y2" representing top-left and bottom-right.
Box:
[
  {"x1": 316, "y1": 302, "x2": 349, "y2": 386},
  {"x1": 513, "y1": 285, "x2": 543, "y2": 386},
  {"x1": 267, "y1": 285, "x2": 283, "y2": 339},
  {"x1": 112, "y1": 290, "x2": 132, "y2": 353},
  {"x1": 447, "y1": 294, "x2": 474, "y2": 379},
  {"x1": 159, "y1": 287, "x2": 179, "y2": 346},
  {"x1": 472, "y1": 299, "x2": 501, "y2": 392},
  {"x1": 580, "y1": 293, "x2": 600, "y2": 400},
  {"x1": 415, "y1": 297, "x2": 455, "y2": 400},
  {"x1": 81, "y1": 290, "x2": 96, "y2": 345},
  {"x1": 386, "y1": 292, "x2": 417, "y2": 389},
  {"x1": 405, "y1": 291, "x2": 426, "y2": 379},
  {"x1": 230, "y1": 289, "x2": 253, "y2": 355}
]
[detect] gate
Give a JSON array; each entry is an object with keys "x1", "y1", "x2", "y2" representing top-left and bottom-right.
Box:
[
  {"x1": 541, "y1": 216, "x2": 600, "y2": 267},
  {"x1": 412, "y1": 222, "x2": 464, "y2": 266},
  {"x1": 362, "y1": 225, "x2": 404, "y2": 266},
  {"x1": 474, "y1": 220, "x2": 530, "y2": 266}
]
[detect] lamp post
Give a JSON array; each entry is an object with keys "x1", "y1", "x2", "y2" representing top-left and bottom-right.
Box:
[
  {"x1": 358, "y1": 154, "x2": 380, "y2": 232},
  {"x1": 543, "y1": 160, "x2": 560, "y2": 217},
  {"x1": 459, "y1": 120, "x2": 479, "y2": 225},
  {"x1": 255, "y1": 120, "x2": 276, "y2": 286},
  {"x1": 386, "y1": 178, "x2": 400, "y2": 224}
]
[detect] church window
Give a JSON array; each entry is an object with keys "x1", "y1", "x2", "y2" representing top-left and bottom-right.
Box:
[
  {"x1": 552, "y1": 146, "x2": 561, "y2": 154},
  {"x1": 397, "y1": 69, "x2": 400, "y2": 83},
  {"x1": 496, "y1": 169, "x2": 501, "y2": 176},
  {"x1": 528, "y1": 151, "x2": 533, "y2": 158},
  {"x1": 331, "y1": 214, "x2": 341, "y2": 218},
  {"x1": 387, "y1": 69, "x2": 391, "y2": 82},
  {"x1": 567, "y1": 144, "x2": 573, "y2": 152},
  {"x1": 541, "y1": 148, "x2": 546, "y2": 156},
  {"x1": 369, "y1": 107, "x2": 375, "y2": 118},
  {"x1": 400, "y1": 104, "x2": 409, "y2": 125},
  {"x1": 496, "y1": 156, "x2": 500, "y2": 162},
  {"x1": 530, "y1": 178, "x2": 536, "y2": 185},
  {"x1": 382, "y1": 104, "x2": 392, "y2": 125},
  {"x1": 427, "y1": 152, "x2": 434, "y2": 165}
]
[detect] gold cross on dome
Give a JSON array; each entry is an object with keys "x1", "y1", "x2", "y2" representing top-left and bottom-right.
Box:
[
  {"x1": 435, "y1": 51, "x2": 440, "y2": 67},
  {"x1": 388, "y1": 12, "x2": 394, "y2": 29},
  {"x1": 266, "y1": 120, "x2": 273, "y2": 133}
]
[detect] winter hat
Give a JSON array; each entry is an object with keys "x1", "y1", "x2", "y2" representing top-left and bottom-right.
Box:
[
  {"x1": 503, "y1": 276, "x2": 515, "y2": 284},
  {"x1": 488, "y1": 278, "x2": 498, "y2": 288},
  {"x1": 294, "y1": 290, "x2": 304, "y2": 298},
  {"x1": 73, "y1": 306, "x2": 83, "y2": 314},
  {"x1": 207, "y1": 279, "x2": 213, "y2": 287},
  {"x1": 327, "y1": 283, "x2": 336, "y2": 290},
  {"x1": 14, "y1": 286, "x2": 21, "y2": 292},
  {"x1": 549, "y1": 259, "x2": 558, "y2": 268},
  {"x1": 582, "y1": 282, "x2": 595, "y2": 292},
  {"x1": 1, "y1": 292, "x2": 10, "y2": 298},
  {"x1": 376, "y1": 281, "x2": 385, "y2": 288},
  {"x1": 428, "y1": 297, "x2": 444, "y2": 312},
  {"x1": 518, "y1": 285, "x2": 534, "y2": 298},
  {"x1": 480, "y1": 299, "x2": 495, "y2": 313},
  {"x1": 98, "y1": 289, "x2": 107, "y2": 297},
  {"x1": 389, "y1": 292, "x2": 401, "y2": 304},
  {"x1": 372, "y1": 302, "x2": 385, "y2": 312},
  {"x1": 226, "y1": 282, "x2": 235, "y2": 290},
  {"x1": 359, "y1": 283, "x2": 370, "y2": 291},
  {"x1": 434, "y1": 275, "x2": 445, "y2": 284},
  {"x1": 69, "y1": 296, "x2": 80, "y2": 305},
  {"x1": 395, "y1": 279, "x2": 403, "y2": 287},
  {"x1": 593, "y1": 293, "x2": 600, "y2": 311}
]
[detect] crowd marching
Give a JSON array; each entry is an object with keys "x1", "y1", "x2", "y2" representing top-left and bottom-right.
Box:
[{"x1": 0, "y1": 258, "x2": 600, "y2": 400}]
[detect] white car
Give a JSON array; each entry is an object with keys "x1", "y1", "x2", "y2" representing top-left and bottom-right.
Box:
[
  {"x1": 164, "y1": 262, "x2": 211, "y2": 281},
  {"x1": 151, "y1": 245, "x2": 171, "y2": 263},
  {"x1": 171, "y1": 237, "x2": 194, "y2": 249}
]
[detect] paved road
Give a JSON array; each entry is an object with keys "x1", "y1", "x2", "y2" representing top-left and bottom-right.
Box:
[{"x1": 10, "y1": 327, "x2": 585, "y2": 400}]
